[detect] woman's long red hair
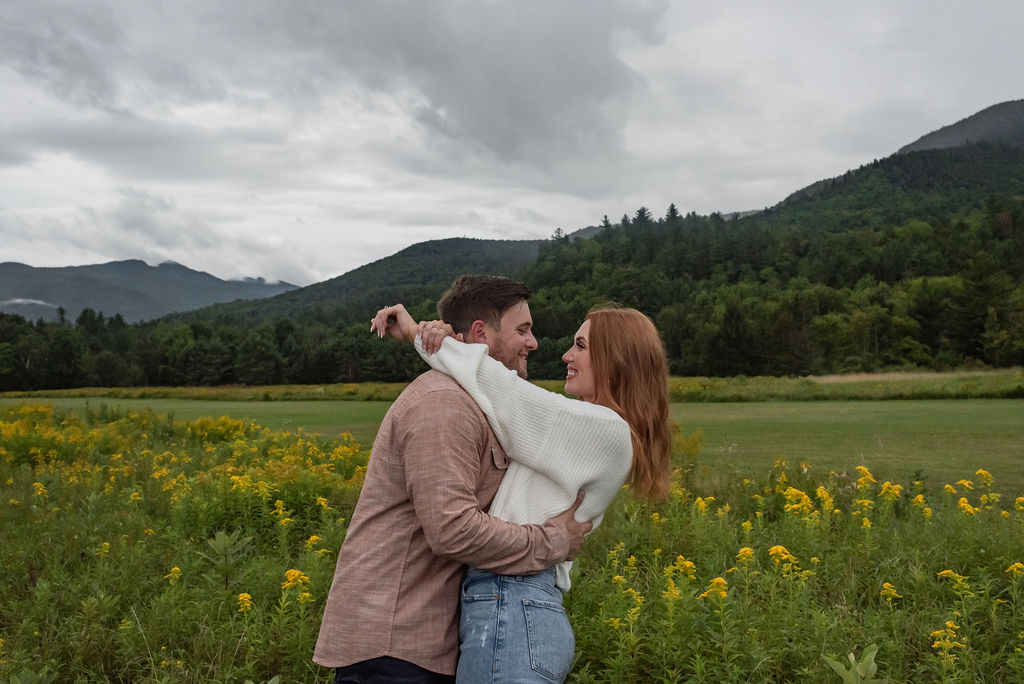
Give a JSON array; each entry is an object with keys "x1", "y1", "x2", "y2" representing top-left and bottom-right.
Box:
[{"x1": 586, "y1": 307, "x2": 672, "y2": 501}]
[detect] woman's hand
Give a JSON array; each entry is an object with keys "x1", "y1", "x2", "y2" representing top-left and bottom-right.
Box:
[
  {"x1": 370, "y1": 304, "x2": 418, "y2": 343},
  {"x1": 417, "y1": 319, "x2": 462, "y2": 354}
]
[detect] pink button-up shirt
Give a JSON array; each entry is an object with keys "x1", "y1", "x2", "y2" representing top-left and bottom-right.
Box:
[{"x1": 314, "y1": 370, "x2": 570, "y2": 675}]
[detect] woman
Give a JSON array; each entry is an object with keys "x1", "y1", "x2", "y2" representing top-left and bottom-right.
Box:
[{"x1": 371, "y1": 303, "x2": 671, "y2": 683}]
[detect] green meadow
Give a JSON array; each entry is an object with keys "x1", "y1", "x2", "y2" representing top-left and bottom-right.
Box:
[{"x1": 2, "y1": 372, "x2": 1023, "y2": 681}]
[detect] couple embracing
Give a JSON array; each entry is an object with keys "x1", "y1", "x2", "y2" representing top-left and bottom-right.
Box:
[{"x1": 314, "y1": 275, "x2": 671, "y2": 683}]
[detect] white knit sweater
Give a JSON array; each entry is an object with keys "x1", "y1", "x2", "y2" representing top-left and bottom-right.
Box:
[{"x1": 415, "y1": 336, "x2": 633, "y2": 592}]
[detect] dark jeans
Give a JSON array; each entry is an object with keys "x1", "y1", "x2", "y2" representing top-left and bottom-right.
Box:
[{"x1": 334, "y1": 657, "x2": 456, "y2": 684}]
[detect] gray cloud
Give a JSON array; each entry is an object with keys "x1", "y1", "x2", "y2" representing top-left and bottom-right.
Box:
[
  {"x1": 2, "y1": 1, "x2": 1023, "y2": 285},
  {"x1": 4, "y1": 116, "x2": 290, "y2": 184},
  {"x1": 0, "y1": 2, "x2": 125, "y2": 110}
]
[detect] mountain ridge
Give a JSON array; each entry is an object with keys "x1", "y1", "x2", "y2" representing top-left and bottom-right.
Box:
[
  {"x1": 897, "y1": 99, "x2": 1024, "y2": 154},
  {"x1": 0, "y1": 260, "x2": 297, "y2": 323}
]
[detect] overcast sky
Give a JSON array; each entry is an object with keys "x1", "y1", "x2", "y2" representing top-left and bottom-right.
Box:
[{"x1": 2, "y1": 1, "x2": 1021, "y2": 286}]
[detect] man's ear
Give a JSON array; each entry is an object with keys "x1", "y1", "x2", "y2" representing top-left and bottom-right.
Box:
[{"x1": 466, "y1": 319, "x2": 489, "y2": 344}]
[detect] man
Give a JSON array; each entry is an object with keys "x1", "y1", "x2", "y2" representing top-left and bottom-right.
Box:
[{"x1": 314, "y1": 275, "x2": 591, "y2": 683}]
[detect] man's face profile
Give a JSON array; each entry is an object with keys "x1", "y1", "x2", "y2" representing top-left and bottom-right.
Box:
[{"x1": 484, "y1": 300, "x2": 537, "y2": 379}]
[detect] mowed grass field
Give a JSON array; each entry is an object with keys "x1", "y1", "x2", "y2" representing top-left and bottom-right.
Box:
[{"x1": 3, "y1": 395, "x2": 1021, "y2": 493}]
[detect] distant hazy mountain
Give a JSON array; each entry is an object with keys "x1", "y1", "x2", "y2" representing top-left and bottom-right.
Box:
[
  {"x1": 0, "y1": 260, "x2": 297, "y2": 323},
  {"x1": 897, "y1": 99, "x2": 1024, "y2": 154}
]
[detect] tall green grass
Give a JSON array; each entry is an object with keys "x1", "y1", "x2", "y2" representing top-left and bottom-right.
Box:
[{"x1": 2, "y1": 402, "x2": 1023, "y2": 681}]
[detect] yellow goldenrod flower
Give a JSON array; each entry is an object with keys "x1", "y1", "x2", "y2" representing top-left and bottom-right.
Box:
[
  {"x1": 272, "y1": 499, "x2": 287, "y2": 516},
  {"x1": 815, "y1": 486, "x2": 834, "y2": 511},
  {"x1": 1006, "y1": 562, "x2": 1024, "y2": 579},
  {"x1": 878, "y1": 481, "x2": 903, "y2": 501},
  {"x1": 237, "y1": 593, "x2": 253, "y2": 613},
  {"x1": 957, "y1": 498, "x2": 978, "y2": 516},
  {"x1": 32, "y1": 482, "x2": 48, "y2": 498},
  {"x1": 937, "y1": 569, "x2": 971, "y2": 593},
  {"x1": 912, "y1": 494, "x2": 927, "y2": 507},
  {"x1": 975, "y1": 469, "x2": 993, "y2": 487},
  {"x1": 316, "y1": 496, "x2": 329, "y2": 508},
  {"x1": 128, "y1": 491, "x2": 142, "y2": 502},
  {"x1": 663, "y1": 555, "x2": 697, "y2": 581},
  {"x1": 96, "y1": 542, "x2": 111, "y2": 558},
  {"x1": 697, "y1": 576, "x2": 728, "y2": 600},
  {"x1": 880, "y1": 582, "x2": 902, "y2": 601},
  {"x1": 980, "y1": 493, "x2": 1000, "y2": 508},
  {"x1": 736, "y1": 547, "x2": 755, "y2": 564},
  {"x1": 741, "y1": 520, "x2": 753, "y2": 533},
  {"x1": 931, "y1": 620, "x2": 966, "y2": 658},
  {"x1": 604, "y1": 617, "x2": 623, "y2": 630},
  {"x1": 164, "y1": 566, "x2": 181, "y2": 585},
  {"x1": 955, "y1": 479, "x2": 974, "y2": 491},
  {"x1": 282, "y1": 569, "x2": 310, "y2": 590},
  {"x1": 305, "y1": 535, "x2": 321, "y2": 550},
  {"x1": 855, "y1": 465, "x2": 876, "y2": 491},
  {"x1": 297, "y1": 591, "x2": 314, "y2": 605},
  {"x1": 861, "y1": 517, "x2": 871, "y2": 529},
  {"x1": 1016, "y1": 496, "x2": 1024, "y2": 512},
  {"x1": 768, "y1": 545, "x2": 796, "y2": 564},
  {"x1": 623, "y1": 587, "x2": 644, "y2": 605},
  {"x1": 782, "y1": 487, "x2": 814, "y2": 516},
  {"x1": 944, "y1": 484, "x2": 957, "y2": 495},
  {"x1": 278, "y1": 517, "x2": 294, "y2": 527},
  {"x1": 612, "y1": 575, "x2": 626, "y2": 585}
]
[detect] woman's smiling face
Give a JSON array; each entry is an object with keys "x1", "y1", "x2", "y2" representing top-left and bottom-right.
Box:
[{"x1": 562, "y1": 319, "x2": 595, "y2": 403}]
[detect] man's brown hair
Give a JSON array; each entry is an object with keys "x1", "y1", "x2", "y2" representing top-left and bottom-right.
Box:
[{"x1": 437, "y1": 275, "x2": 531, "y2": 334}]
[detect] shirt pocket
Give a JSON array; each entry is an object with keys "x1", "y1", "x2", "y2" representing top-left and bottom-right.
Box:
[
  {"x1": 475, "y1": 434, "x2": 509, "y2": 506},
  {"x1": 489, "y1": 438, "x2": 509, "y2": 471}
]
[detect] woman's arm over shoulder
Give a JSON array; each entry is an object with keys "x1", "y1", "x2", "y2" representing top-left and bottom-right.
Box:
[{"x1": 416, "y1": 336, "x2": 632, "y2": 484}]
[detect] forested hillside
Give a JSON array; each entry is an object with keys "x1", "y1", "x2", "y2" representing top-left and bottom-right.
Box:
[
  {"x1": 173, "y1": 237, "x2": 544, "y2": 326},
  {"x1": 522, "y1": 146, "x2": 1024, "y2": 377},
  {"x1": 2, "y1": 141, "x2": 1023, "y2": 390}
]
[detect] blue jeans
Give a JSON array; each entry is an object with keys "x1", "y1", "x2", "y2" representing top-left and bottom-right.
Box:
[{"x1": 456, "y1": 567, "x2": 575, "y2": 683}]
